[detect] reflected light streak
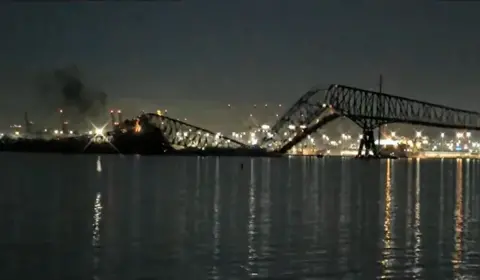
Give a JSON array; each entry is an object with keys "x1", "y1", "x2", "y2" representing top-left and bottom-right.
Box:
[
  {"x1": 302, "y1": 158, "x2": 308, "y2": 201},
  {"x1": 472, "y1": 161, "x2": 477, "y2": 221},
  {"x1": 92, "y1": 192, "x2": 102, "y2": 246},
  {"x1": 247, "y1": 159, "x2": 258, "y2": 277},
  {"x1": 193, "y1": 157, "x2": 201, "y2": 234},
  {"x1": 96, "y1": 156, "x2": 102, "y2": 173},
  {"x1": 463, "y1": 159, "x2": 473, "y2": 271},
  {"x1": 406, "y1": 159, "x2": 413, "y2": 247},
  {"x1": 313, "y1": 159, "x2": 320, "y2": 244},
  {"x1": 260, "y1": 159, "x2": 271, "y2": 257},
  {"x1": 320, "y1": 159, "x2": 328, "y2": 229},
  {"x1": 338, "y1": 158, "x2": 350, "y2": 272},
  {"x1": 439, "y1": 159, "x2": 445, "y2": 262},
  {"x1": 413, "y1": 158, "x2": 422, "y2": 277},
  {"x1": 464, "y1": 159, "x2": 471, "y2": 229},
  {"x1": 473, "y1": 160, "x2": 479, "y2": 242},
  {"x1": 340, "y1": 158, "x2": 350, "y2": 224},
  {"x1": 381, "y1": 159, "x2": 395, "y2": 279},
  {"x1": 453, "y1": 159, "x2": 464, "y2": 278},
  {"x1": 92, "y1": 192, "x2": 102, "y2": 277},
  {"x1": 196, "y1": 157, "x2": 201, "y2": 198},
  {"x1": 211, "y1": 158, "x2": 221, "y2": 279}
]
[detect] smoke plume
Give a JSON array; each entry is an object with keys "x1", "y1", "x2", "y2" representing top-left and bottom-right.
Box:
[{"x1": 35, "y1": 65, "x2": 107, "y2": 125}]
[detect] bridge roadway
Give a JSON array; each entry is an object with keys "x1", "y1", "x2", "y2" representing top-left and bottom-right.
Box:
[{"x1": 137, "y1": 84, "x2": 480, "y2": 155}]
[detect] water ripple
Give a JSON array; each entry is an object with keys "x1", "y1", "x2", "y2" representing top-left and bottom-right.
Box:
[{"x1": 1, "y1": 156, "x2": 480, "y2": 279}]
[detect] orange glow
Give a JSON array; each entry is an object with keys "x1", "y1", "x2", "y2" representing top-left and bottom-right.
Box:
[{"x1": 134, "y1": 119, "x2": 141, "y2": 133}]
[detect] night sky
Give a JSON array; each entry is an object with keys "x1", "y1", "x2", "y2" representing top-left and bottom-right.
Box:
[{"x1": 1, "y1": 1, "x2": 479, "y2": 133}]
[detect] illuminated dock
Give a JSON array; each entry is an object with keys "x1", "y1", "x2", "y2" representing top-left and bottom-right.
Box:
[{"x1": 338, "y1": 149, "x2": 480, "y2": 159}]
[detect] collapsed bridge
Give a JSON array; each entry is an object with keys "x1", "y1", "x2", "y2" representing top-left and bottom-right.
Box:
[{"x1": 261, "y1": 84, "x2": 480, "y2": 155}]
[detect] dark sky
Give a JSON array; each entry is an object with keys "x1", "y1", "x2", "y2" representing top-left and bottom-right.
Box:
[{"x1": 0, "y1": 1, "x2": 479, "y2": 132}]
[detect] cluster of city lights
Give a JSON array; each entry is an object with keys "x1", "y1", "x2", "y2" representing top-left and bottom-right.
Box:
[{"x1": 5, "y1": 104, "x2": 480, "y2": 157}]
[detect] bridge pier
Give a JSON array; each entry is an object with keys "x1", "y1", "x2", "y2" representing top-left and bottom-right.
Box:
[{"x1": 357, "y1": 130, "x2": 378, "y2": 157}]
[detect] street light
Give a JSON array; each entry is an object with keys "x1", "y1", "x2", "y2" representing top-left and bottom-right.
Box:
[
  {"x1": 440, "y1": 132, "x2": 445, "y2": 151},
  {"x1": 415, "y1": 131, "x2": 422, "y2": 138}
]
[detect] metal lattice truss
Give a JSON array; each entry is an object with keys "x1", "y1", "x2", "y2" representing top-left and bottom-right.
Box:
[
  {"x1": 261, "y1": 86, "x2": 337, "y2": 150},
  {"x1": 326, "y1": 84, "x2": 480, "y2": 130},
  {"x1": 263, "y1": 84, "x2": 480, "y2": 152},
  {"x1": 143, "y1": 113, "x2": 248, "y2": 149}
]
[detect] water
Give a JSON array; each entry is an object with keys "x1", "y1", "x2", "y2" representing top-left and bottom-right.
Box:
[{"x1": 0, "y1": 154, "x2": 480, "y2": 280}]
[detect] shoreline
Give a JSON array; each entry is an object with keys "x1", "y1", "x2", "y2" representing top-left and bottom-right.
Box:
[{"x1": 0, "y1": 136, "x2": 282, "y2": 157}]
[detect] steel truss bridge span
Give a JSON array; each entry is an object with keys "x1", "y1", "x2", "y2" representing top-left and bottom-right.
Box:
[
  {"x1": 141, "y1": 113, "x2": 248, "y2": 149},
  {"x1": 264, "y1": 84, "x2": 480, "y2": 153}
]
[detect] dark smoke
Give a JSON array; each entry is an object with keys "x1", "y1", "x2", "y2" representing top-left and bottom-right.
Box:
[{"x1": 35, "y1": 65, "x2": 107, "y2": 125}]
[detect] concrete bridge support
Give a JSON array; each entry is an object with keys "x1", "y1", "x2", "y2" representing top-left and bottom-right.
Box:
[{"x1": 357, "y1": 130, "x2": 378, "y2": 157}]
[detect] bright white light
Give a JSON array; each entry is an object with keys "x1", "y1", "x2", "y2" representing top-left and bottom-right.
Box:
[
  {"x1": 95, "y1": 128, "x2": 104, "y2": 136},
  {"x1": 90, "y1": 122, "x2": 109, "y2": 137},
  {"x1": 466, "y1": 132, "x2": 471, "y2": 138},
  {"x1": 415, "y1": 131, "x2": 422, "y2": 138},
  {"x1": 261, "y1": 124, "x2": 270, "y2": 130},
  {"x1": 96, "y1": 156, "x2": 102, "y2": 173},
  {"x1": 440, "y1": 132, "x2": 445, "y2": 138},
  {"x1": 83, "y1": 122, "x2": 120, "y2": 154}
]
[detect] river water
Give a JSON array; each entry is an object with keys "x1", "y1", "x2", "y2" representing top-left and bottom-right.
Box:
[{"x1": 0, "y1": 154, "x2": 479, "y2": 280}]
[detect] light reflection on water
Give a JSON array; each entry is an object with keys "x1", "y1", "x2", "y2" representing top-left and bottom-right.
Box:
[
  {"x1": 453, "y1": 159, "x2": 464, "y2": 278},
  {"x1": 246, "y1": 158, "x2": 257, "y2": 278},
  {"x1": 380, "y1": 158, "x2": 394, "y2": 279},
  {"x1": 92, "y1": 192, "x2": 102, "y2": 279},
  {"x1": 1, "y1": 155, "x2": 480, "y2": 279},
  {"x1": 211, "y1": 157, "x2": 220, "y2": 279},
  {"x1": 413, "y1": 158, "x2": 422, "y2": 277}
]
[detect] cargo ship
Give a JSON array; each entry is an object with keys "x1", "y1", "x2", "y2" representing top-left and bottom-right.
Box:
[{"x1": 0, "y1": 114, "x2": 279, "y2": 157}]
